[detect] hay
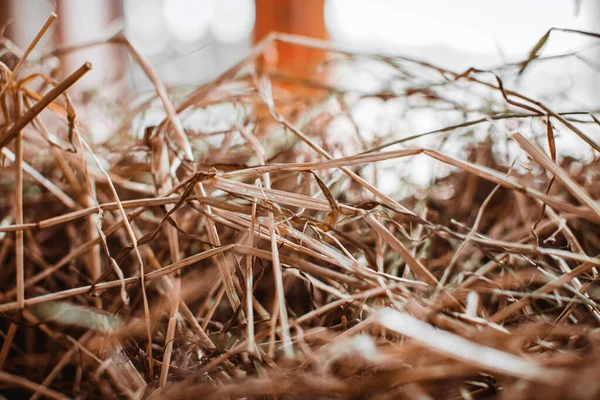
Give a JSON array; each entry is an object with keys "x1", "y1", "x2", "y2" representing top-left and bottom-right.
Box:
[{"x1": 1, "y1": 15, "x2": 600, "y2": 399}]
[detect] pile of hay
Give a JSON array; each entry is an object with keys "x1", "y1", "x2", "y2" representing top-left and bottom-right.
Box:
[{"x1": 1, "y1": 15, "x2": 600, "y2": 399}]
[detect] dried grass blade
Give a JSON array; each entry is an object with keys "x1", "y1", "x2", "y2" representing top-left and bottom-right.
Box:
[
  {"x1": 0, "y1": 370, "x2": 68, "y2": 400},
  {"x1": 0, "y1": 245, "x2": 234, "y2": 313},
  {"x1": 1, "y1": 147, "x2": 78, "y2": 209},
  {"x1": 0, "y1": 322, "x2": 17, "y2": 370},
  {"x1": 239, "y1": 124, "x2": 292, "y2": 357},
  {"x1": 378, "y1": 308, "x2": 563, "y2": 384},
  {"x1": 0, "y1": 62, "x2": 91, "y2": 149},
  {"x1": 365, "y1": 215, "x2": 438, "y2": 286},
  {"x1": 124, "y1": 39, "x2": 193, "y2": 161},
  {"x1": 14, "y1": 94, "x2": 24, "y2": 309},
  {"x1": 221, "y1": 148, "x2": 422, "y2": 179},
  {"x1": 29, "y1": 330, "x2": 95, "y2": 400},
  {"x1": 490, "y1": 260, "x2": 598, "y2": 324},
  {"x1": 439, "y1": 184, "x2": 501, "y2": 287},
  {"x1": 0, "y1": 12, "x2": 56, "y2": 98},
  {"x1": 423, "y1": 149, "x2": 597, "y2": 222},
  {"x1": 245, "y1": 197, "x2": 258, "y2": 354},
  {"x1": 160, "y1": 277, "x2": 180, "y2": 387},
  {"x1": 518, "y1": 29, "x2": 551, "y2": 75},
  {"x1": 79, "y1": 136, "x2": 155, "y2": 374},
  {"x1": 512, "y1": 132, "x2": 600, "y2": 221}
]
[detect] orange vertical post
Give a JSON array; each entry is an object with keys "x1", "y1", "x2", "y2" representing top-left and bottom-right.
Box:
[{"x1": 253, "y1": 0, "x2": 327, "y2": 75}]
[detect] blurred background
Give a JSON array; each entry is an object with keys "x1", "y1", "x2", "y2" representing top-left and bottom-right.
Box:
[{"x1": 1, "y1": 0, "x2": 599, "y2": 89}]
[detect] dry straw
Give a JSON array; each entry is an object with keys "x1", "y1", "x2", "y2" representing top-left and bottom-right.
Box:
[{"x1": 0, "y1": 14, "x2": 600, "y2": 400}]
